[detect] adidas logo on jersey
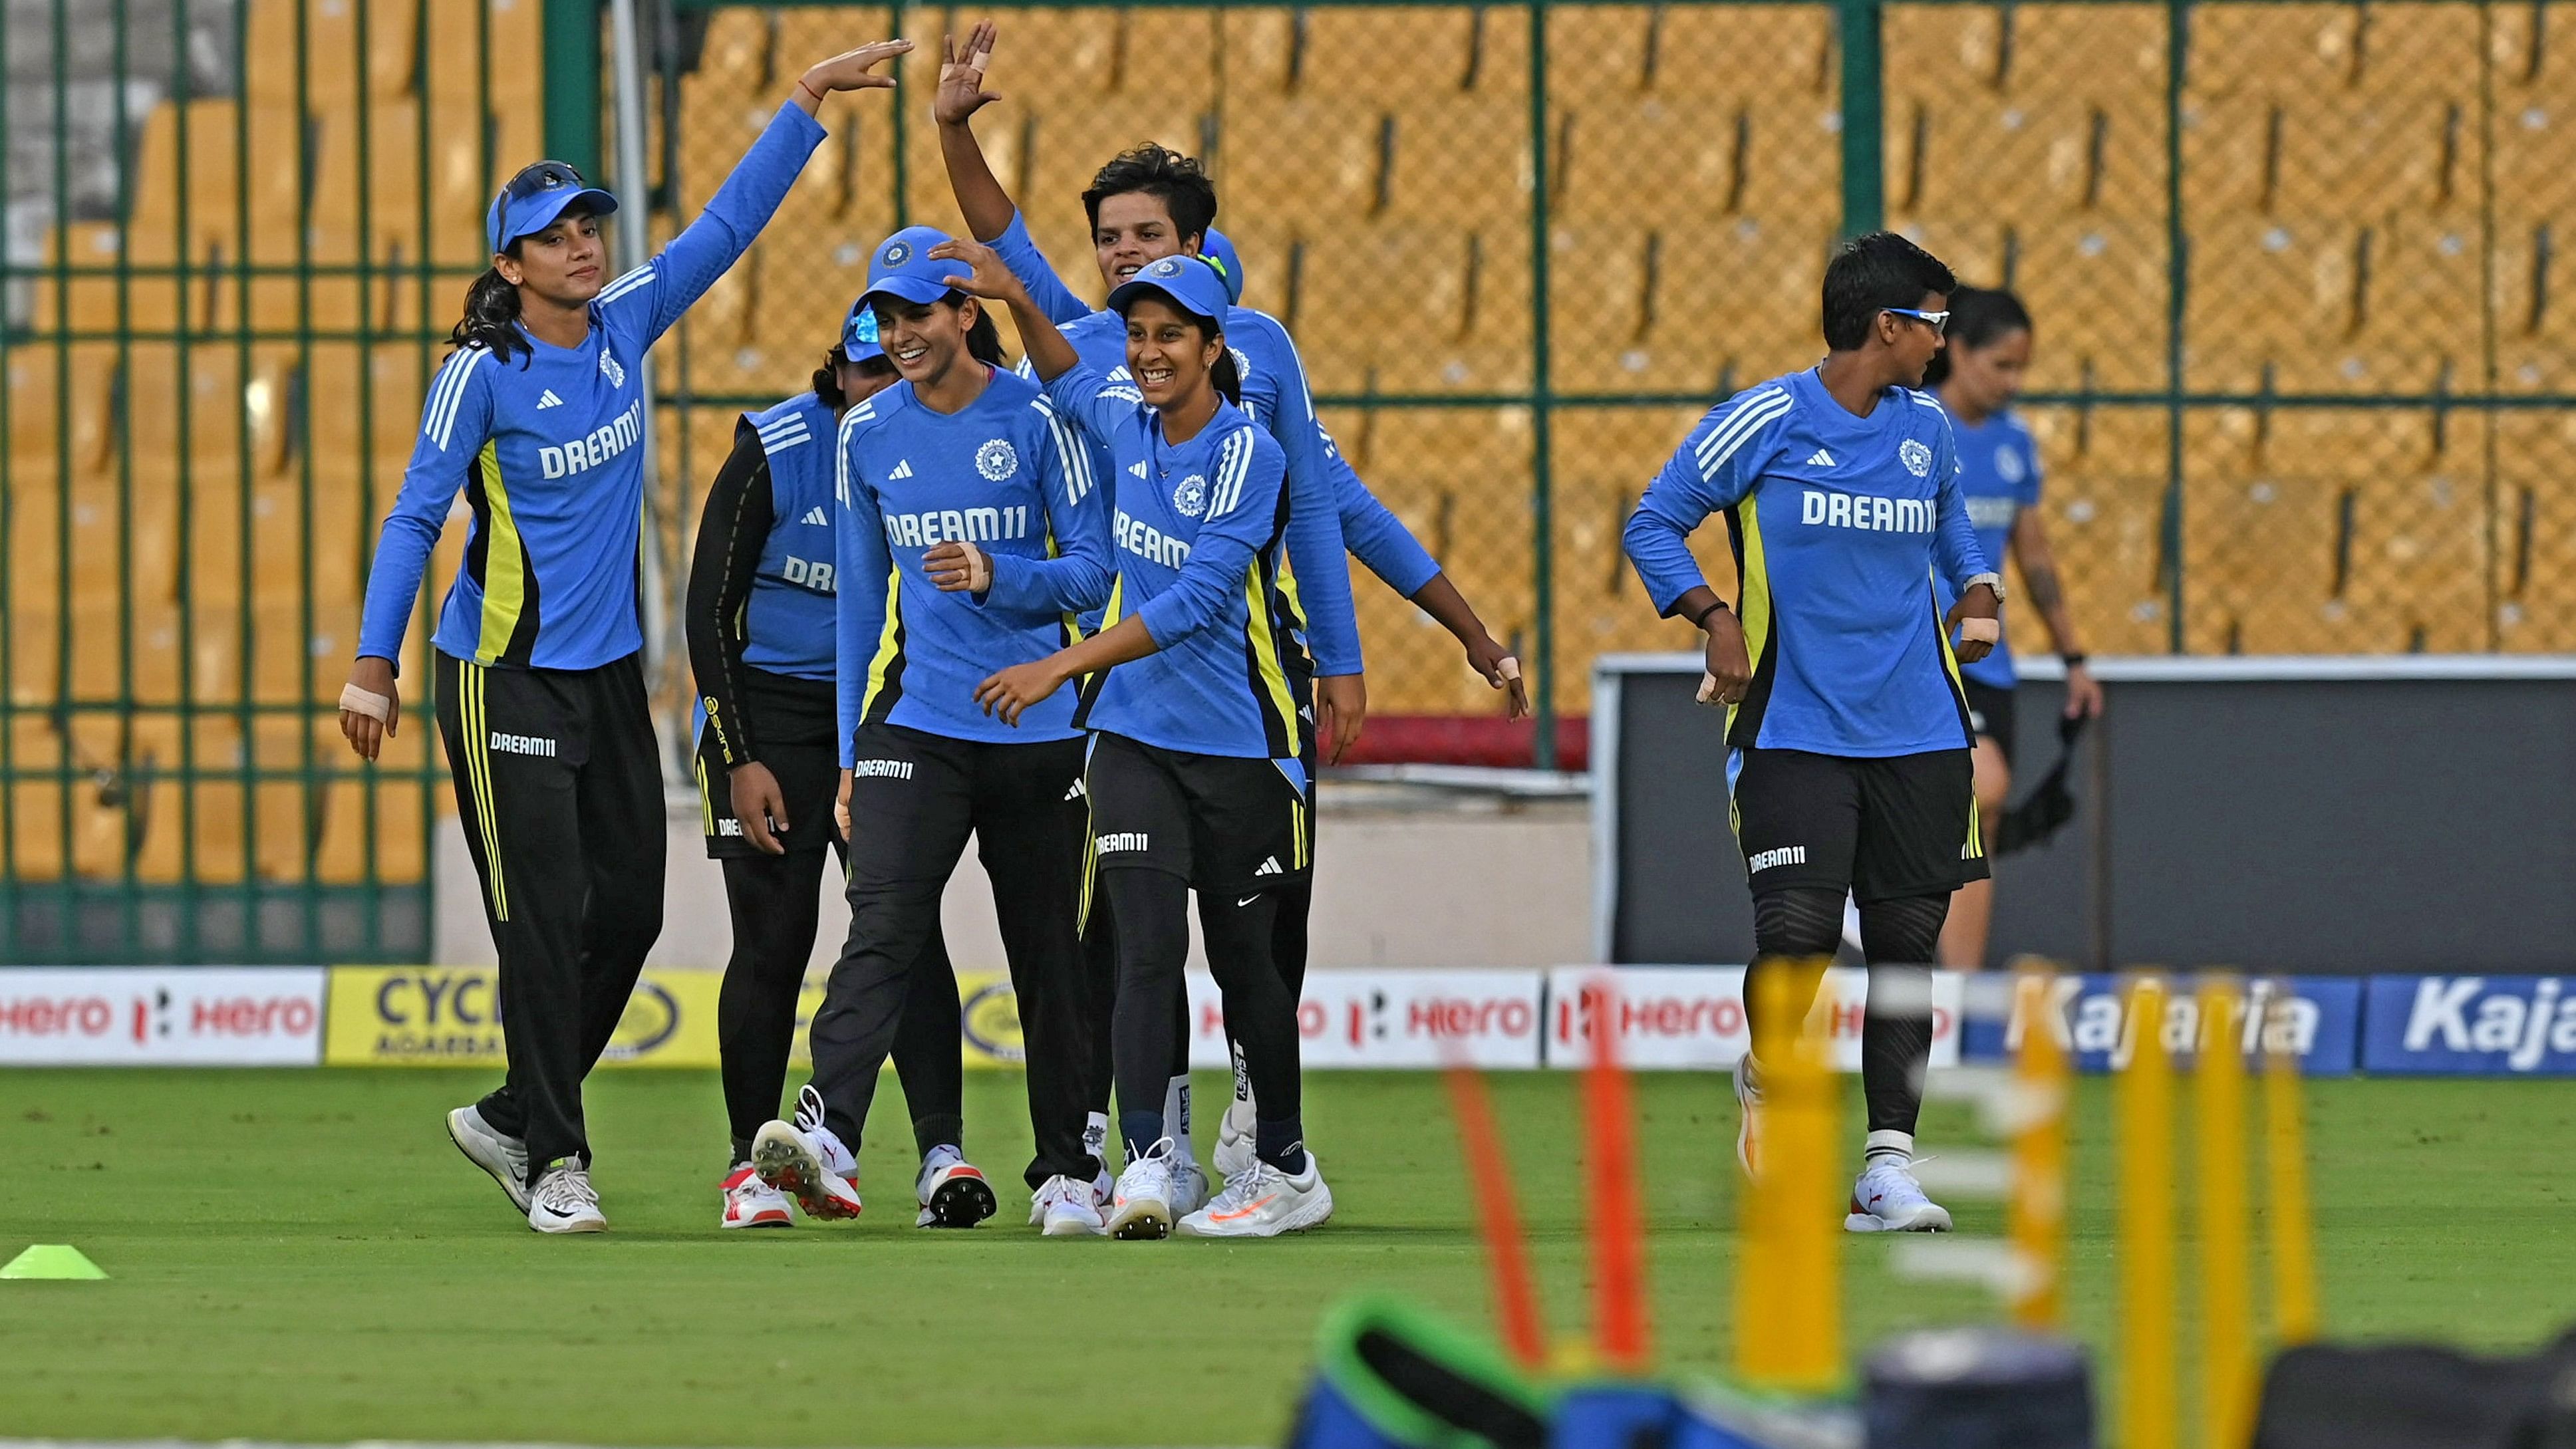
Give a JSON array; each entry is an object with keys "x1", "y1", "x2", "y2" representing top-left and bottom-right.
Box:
[
  {"x1": 1127, "y1": 461, "x2": 1149, "y2": 480},
  {"x1": 535, "y1": 389, "x2": 564, "y2": 410},
  {"x1": 1062, "y1": 777, "x2": 1087, "y2": 802},
  {"x1": 1254, "y1": 856, "x2": 1284, "y2": 876},
  {"x1": 889, "y1": 460, "x2": 915, "y2": 481},
  {"x1": 800, "y1": 506, "x2": 829, "y2": 525},
  {"x1": 1806, "y1": 448, "x2": 1835, "y2": 467}
]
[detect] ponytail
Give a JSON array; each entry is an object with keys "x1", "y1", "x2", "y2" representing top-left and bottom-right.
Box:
[
  {"x1": 811, "y1": 350, "x2": 845, "y2": 410},
  {"x1": 450, "y1": 264, "x2": 528, "y2": 365},
  {"x1": 1210, "y1": 344, "x2": 1242, "y2": 408},
  {"x1": 961, "y1": 298, "x2": 1010, "y2": 370}
]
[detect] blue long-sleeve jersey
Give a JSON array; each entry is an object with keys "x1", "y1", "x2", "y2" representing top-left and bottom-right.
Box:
[
  {"x1": 1046, "y1": 365, "x2": 1304, "y2": 762},
  {"x1": 834, "y1": 367, "x2": 1107, "y2": 761},
  {"x1": 1933, "y1": 403, "x2": 2043, "y2": 689},
  {"x1": 988, "y1": 211, "x2": 1373, "y2": 674},
  {"x1": 738, "y1": 392, "x2": 841, "y2": 681},
  {"x1": 358, "y1": 102, "x2": 826, "y2": 672},
  {"x1": 1318, "y1": 424, "x2": 1441, "y2": 598},
  {"x1": 1623, "y1": 368, "x2": 1991, "y2": 758}
]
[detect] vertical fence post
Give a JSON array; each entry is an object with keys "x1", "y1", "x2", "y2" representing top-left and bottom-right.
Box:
[
  {"x1": 544, "y1": 0, "x2": 605, "y2": 182},
  {"x1": 2163, "y1": 0, "x2": 2188, "y2": 652},
  {"x1": 1837, "y1": 0, "x2": 1884, "y2": 238},
  {"x1": 1526, "y1": 0, "x2": 1556, "y2": 771}
]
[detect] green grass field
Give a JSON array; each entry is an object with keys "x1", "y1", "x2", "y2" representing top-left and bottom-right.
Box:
[{"x1": 0, "y1": 1068, "x2": 2568, "y2": 1445}]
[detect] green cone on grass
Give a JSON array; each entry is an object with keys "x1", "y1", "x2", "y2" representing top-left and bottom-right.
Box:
[{"x1": 1, "y1": 1244, "x2": 107, "y2": 1279}]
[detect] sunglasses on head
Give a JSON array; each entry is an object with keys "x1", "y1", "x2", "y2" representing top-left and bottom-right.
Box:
[{"x1": 501, "y1": 160, "x2": 587, "y2": 203}]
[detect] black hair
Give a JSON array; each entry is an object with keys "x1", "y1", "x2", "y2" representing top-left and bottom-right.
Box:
[
  {"x1": 1115, "y1": 298, "x2": 1240, "y2": 407},
  {"x1": 1081, "y1": 143, "x2": 1218, "y2": 247},
  {"x1": 1820, "y1": 231, "x2": 1958, "y2": 351},
  {"x1": 811, "y1": 349, "x2": 898, "y2": 410},
  {"x1": 867, "y1": 292, "x2": 1012, "y2": 371},
  {"x1": 1920, "y1": 285, "x2": 2033, "y2": 388},
  {"x1": 450, "y1": 255, "x2": 528, "y2": 366}
]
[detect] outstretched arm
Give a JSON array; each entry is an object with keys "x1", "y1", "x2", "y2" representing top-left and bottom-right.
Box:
[
  {"x1": 608, "y1": 39, "x2": 909, "y2": 346},
  {"x1": 933, "y1": 23, "x2": 1015, "y2": 243}
]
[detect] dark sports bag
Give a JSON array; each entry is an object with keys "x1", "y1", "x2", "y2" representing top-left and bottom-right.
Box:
[{"x1": 2251, "y1": 1329, "x2": 2576, "y2": 1449}]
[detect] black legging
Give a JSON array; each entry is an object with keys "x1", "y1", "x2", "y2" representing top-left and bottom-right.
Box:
[
  {"x1": 1743, "y1": 886, "x2": 1949, "y2": 1138},
  {"x1": 716, "y1": 843, "x2": 963, "y2": 1166},
  {"x1": 1101, "y1": 870, "x2": 1300, "y2": 1160}
]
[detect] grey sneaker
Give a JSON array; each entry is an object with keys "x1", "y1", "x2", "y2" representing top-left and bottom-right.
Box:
[{"x1": 447, "y1": 1105, "x2": 530, "y2": 1212}]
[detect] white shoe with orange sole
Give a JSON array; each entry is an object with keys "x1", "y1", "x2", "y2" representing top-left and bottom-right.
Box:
[{"x1": 1178, "y1": 1152, "x2": 1334, "y2": 1238}]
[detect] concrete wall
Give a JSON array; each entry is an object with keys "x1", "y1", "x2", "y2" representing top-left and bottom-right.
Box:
[{"x1": 434, "y1": 790, "x2": 1592, "y2": 972}]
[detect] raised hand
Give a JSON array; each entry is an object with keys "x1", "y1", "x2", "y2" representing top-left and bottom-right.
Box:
[
  {"x1": 793, "y1": 39, "x2": 913, "y2": 112},
  {"x1": 934, "y1": 23, "x2": 1002, "y2": 126},
  {"x1": 928, "y1": 238, "x2": 1025, "y2": 305}
]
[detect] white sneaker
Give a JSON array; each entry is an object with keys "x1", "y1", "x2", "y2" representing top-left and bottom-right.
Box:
[
  {"x1": 527, "y1": 1159, "x2": 606, "y2": 1233},
  {"x1": 1845, "y1": 1156, "x2": 1953, "y2": 1233},
  {"x1": 915, "y1": 1145, "x2": 998, "y2": 1229},
  {"x1": 1179, "y1": 1152, "x2": 1334, "y2": 1238},
  {"x1": 1107, "y1": 1138, "x2": 1178, "y2": 1240},
  {"x1": 1213, "y1": 1095, "x2": 1258, "y2": 1181},
  {"x1": 1169, "y1": 1149, "x2": 1211, "y2": 1218},
  {"x1": 447, "y1": 1104, "x2": 530, "y2": 1212},
  {"x1": 1733, "y1": 1054, "x2": 1763, "y2": 1178},
  {"x1": 1030, "y1": 1172, "x2": 1108, "y2": 1236},
  {"x1": 751, "y1": 1119, "x2": 862, "y2": 1221},
  {"x1": 720, "y1": 1163, "x2": 791, "y2": 1229}
]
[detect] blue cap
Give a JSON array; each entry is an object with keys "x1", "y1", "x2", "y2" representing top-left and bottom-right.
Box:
[
  {"x1": 1199, "y1": 230, "x2": 1246, "y2": 305},
  {"x1": 860, "y1": 225, "x2": 962, "y2": 309},
  {"x1": 840, "y1": 299, "x2": 884, "y2": 363},
  {"x1": 1107, "y1": 253, "x2": 1231, "y2": 326},
  {"x1": 486, "y1": 160, "x2": 619, "y2": 255}
]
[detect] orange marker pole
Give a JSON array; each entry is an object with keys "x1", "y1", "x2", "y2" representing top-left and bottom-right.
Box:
[
  {"x1": 1442, "y1": 1062, "x2": 1548, "y2": 1369},
  {"x1": 1734, "y1": 957, "x2": 1839, "y2": 1392},
  {"x1": 1582, "y1": 980, "x2": 1651, "y2": 1373}
]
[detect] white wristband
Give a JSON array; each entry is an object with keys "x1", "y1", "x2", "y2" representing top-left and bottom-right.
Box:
[{"x1": 339, "y1": 683, "x2": 392, "y2": 724}]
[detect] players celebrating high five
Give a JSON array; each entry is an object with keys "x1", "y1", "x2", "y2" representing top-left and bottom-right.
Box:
[
  {"x1": 952, "y1": 242, "x2": 1336, "y2": 1241},
  {"x1": 1623, "y1": 232, "x2": 2001, "y2": 1235}
]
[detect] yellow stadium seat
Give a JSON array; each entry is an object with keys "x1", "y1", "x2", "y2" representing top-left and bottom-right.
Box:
[
  {"x1": 1649, "y1": 7, "x2": 1835, "y2": 102},
  {"x1": 1294, "y1": 225, "x2": 1477, "y2": 396},
  {"x1": 2498, "y1": 415, "x2": 2576, "y2": 649},
  {"x1": 2003, "y1": 6, "x2": 2168, "y2": 114},
  {"x1": 23, "y1": 223, "x2": 190, "y2": 334},
  {"x1": 120, "y1": 346, "x2": 297, "y2": 481},
  {"x1": 2271, "y1": 94, "x2": 2463, "y2": 220},
  {"x1": 129, "y1": 102, "x2": 309, "y2": 254},
  {"x1": 1640, "y1": 217, "x2": 1834, "y2": 392},
  {"x1": 8, "y1": 716, "x2": 130, "y2": 879},
  {"x1": 2028, "y1": 406, "x2": 2173, "y2": 655},
  {"x1": 1381, "y1": 102, "x2": 1532, "y2": 228},
  {"x1": 243, "y1": 0, "x2": 420, "y2": 108},
  {"x1": 2184, "y1": 217, "x2": 2362, "y2": 392},
  {"x1": 1286, "y1": 7, "x2": 1485, "y2": 104},
  {"x1": 1999, "y1": 218, "x2": 2170, "y2": 394},
  {"x1": 312, "y1": 102, "x2": 490, "y2": 271},
  {"x1": 424, "y1": 0, "x2": 541, "y2": 111},
  {"x1": 4, "y1": 344, "x2": 118, "y2": 480},
  {"x1": 1219, "y1": 99, "x2": 1385, "y2": 227},
  {"x1": 1555, "y1": 100, "x2": 1837, "y2": 228},
  {"x1": 1543, "y1": 7, "x2": 1650, "y2": 96},
  {"x1": 2347, "y1": 219, "x2": 2482, "y2": 393},
  {"x1": 2351, "y1": 4, "x2": 2482, "y2": 101},
  {"x1": 316, "y1": 771, "x2": 430, "y2": 884},
  {"x1": 2345, "y1": 466, "x2": 2489, "y2": 652},
  {"x1": 1542, "y1": 225, "x2": 1651, "y2": 394},
  {"x1": 2187, "y1": 5, "x2": 2361, "y2": 102}
]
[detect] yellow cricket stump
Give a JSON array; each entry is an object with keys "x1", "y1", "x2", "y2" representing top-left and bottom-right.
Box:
[
  {"x1": 2196, "y1": 977, "x2": 2255, "y2": 1449},
  {"x1": 2117, "y1": 975, "x2": 2178, "y2": 1449},
  {"x1": 2009, "y1": 968, "x2": 2069, "y2": 1331},
  {"x1": 1733, "y1": 956, "x2": 1839, "y2": 1392}
]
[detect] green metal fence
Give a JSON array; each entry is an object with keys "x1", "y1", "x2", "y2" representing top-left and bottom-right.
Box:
[{"x1": 9, "y1": 0, "x2": 2574, "y2": 961}]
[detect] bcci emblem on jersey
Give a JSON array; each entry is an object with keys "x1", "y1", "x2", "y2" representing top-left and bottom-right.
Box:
[
  {"x1": 1898, "y1": 438, "x2": 1933, "y2": 477},
  {"x1": 1171, "y1": 473, "x2": 1209, "y2": 517},
  {"x1": 599, "y1": 350, "x2": 627, "y2": 390},
  {"x1": 975, "y1": 438, "x2": 1018, "y2": 481}
]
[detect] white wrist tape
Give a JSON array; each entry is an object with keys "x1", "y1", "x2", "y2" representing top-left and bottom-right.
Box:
[
  {"x1": 1697, "y1": 672, "x2": 1725, "y2": 706},
  {"x1": 1959, "y1": 617, "x2": 2001, "y2": 646},
  {"x1": 964, "y1": 541, "x2": 992, "y2": 593},
  {"x1": 339, "y1": 683, "x2": 392, "y2": 724}
]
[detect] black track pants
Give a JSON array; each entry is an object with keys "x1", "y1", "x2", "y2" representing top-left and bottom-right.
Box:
[{"x1": 436, "y1": 650, "x2": 665, "y2": 1173}]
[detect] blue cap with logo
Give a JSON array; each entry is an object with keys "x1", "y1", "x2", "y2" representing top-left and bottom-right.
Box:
[
  {"x1": 860, "y1": 225, "x2": 963, "y2": 309},
  {"x1": 1107, "y1": 253, "x2": 1231, "y2": 326},
  {"x1": 486, "y1": 160, "x2": 620, "y2": 255},
  {"x1": 840, "y1": 298, "x2": 885, "y2": 363},
  {"x1": 1199, "y1": 229, "x2": 1246, "y2": 305}
]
